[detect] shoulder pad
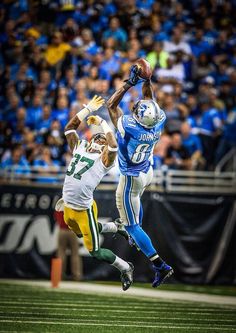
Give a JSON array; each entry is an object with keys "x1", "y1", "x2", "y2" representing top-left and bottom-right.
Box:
[{"x1": 123, "y1": 115, "x2": 137, "y2": 129}]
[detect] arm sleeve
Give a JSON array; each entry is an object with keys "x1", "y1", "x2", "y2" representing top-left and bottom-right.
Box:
[{"x1": 117, "y1": 116, "x2": 125, "y2": 138}]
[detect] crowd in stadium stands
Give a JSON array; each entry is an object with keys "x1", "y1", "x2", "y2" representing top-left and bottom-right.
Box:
[{"x1": 0, "y1": 0, "x2": 236, "y2": 182}]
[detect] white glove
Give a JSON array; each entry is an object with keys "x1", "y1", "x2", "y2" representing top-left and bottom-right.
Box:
[
  {"x1": 84, "y1": 95, "x2": 105, "y2": 113},
  {"x1": 87, "y1": 115, "x2": 103, "y2": 126}
]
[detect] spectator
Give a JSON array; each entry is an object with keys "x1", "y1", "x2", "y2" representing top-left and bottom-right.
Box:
[
  {"x1": 192, "y1": 54, "x2": 215, "y2": 83},
  {"x1": 198, "y1": 98, "x2": 223, "y2": 170},
  {"x1": 155, "y1": 54, "x2": 185, "y2": 85},
  {"x1": 0, "y1": 0, "x2": 235, "y2": 181},
  {"x1": 44, "y1": 31, "x2": 71, "y2": 68},
  {"x1": 153, "y1": 133, "x2": 172, "y2": 169},
  {"x1": 54, "y1": 208, "x2": 83, "y2": 281},
  {"x1": 99, "y1": 48, "x2": 121, "y2": 81},
  {"x1": 36, "y1": 104, "x2": 53, "y2": 134},
  {"x1": 163, "y1": 27, "x2": 192, "y2": 58},
  {"x1": 190, "y1": 28, "x2": 211, "y2": 58},
  {"x1": 181, "y1": 121, "x2": 205, "y2": 170},
  {"x1": 164, "y1": 132, "x2": 192, "y2": 170},
  {"x1": 52, "y1": 96, "x2": 69, "y2": 128},
  {"x1": 26, "y1": 94, "x2": 43, "y2": 129},
  {"x1": 43, "y1": 120, "x2": 64, "y2": 162},
  {"x1": 102, "y1": 17, "x2": 127, "y2": 50},
  {"x1": 1, "y1": 145, "x2": 30, "y2": 180},
  {"x1": 33, "y1": 146, "x2": 60, "y2": 183},
  {"x1": 215, "y1": 108, "x2": 236, "y2": 168},
  {"x1": 146, "y1": 41, "x2": 169, "y2": 70}
]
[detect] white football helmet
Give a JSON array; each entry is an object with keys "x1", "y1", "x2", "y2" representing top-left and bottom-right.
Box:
[
  {"x1": 133, "y1": 99, "x2": 164, "y2": 128},
  {"x1": 86, "y1": 133, "x2": 106, "y2": 153}
]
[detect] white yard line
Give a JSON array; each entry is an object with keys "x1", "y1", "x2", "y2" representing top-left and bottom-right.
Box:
[
  {"x1": 1, "y1": 279, "x2": 236, "y2": 306},
  {"x1": 1, "y1": 320, "x2": 236, "y2": 331}
]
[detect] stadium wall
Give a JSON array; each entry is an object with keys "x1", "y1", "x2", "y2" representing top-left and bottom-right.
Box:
[{"x1": 0, "y1": 184, "x2": 235, "y2": 285}]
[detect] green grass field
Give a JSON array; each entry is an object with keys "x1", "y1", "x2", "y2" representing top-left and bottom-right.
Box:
[{"x1": 0, "y1": 282, "x2": 236, "y2": 333}]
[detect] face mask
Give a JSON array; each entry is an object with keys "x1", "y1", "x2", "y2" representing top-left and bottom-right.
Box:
[{"x1": 87, "y1": 141, "x2": 105, "y2": 153}]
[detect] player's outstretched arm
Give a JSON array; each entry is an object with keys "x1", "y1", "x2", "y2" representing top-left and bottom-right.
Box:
[
  {"x1": 87, "y1": 115, "x2": 118, "y2": 167},
  {"x1": 107, "y1": 65, "x2": 143, "y2": 128},
  {"x1": 64, "y1": 95, "x2": 105, "y2": 152},
  {"x1": 142, "y1": 80, "x2": 154, "y2": 100},
  {"x1": 106, "y1": 84, "x2": 130, "y2": 128}
]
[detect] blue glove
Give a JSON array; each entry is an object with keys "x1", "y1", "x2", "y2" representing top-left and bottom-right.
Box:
[{"x1": 125, "y1": 65, "x2": 146, "y2": 86}]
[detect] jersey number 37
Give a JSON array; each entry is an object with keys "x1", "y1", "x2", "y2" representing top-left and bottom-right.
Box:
[{"x1": 66, "y1": 153, "x2": 94, "y2": 180}]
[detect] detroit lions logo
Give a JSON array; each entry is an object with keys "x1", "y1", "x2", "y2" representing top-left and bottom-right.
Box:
[{"x1": 139, "y1": 104, "x2": 147, "y2": 118}]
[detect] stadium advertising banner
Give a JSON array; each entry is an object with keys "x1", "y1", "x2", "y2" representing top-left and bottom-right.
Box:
[{"x1": 0, "y1": 184, "x2": 236, "y2": 285}]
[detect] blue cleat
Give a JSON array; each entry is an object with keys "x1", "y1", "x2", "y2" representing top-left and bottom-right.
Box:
[{"x1": 152, "y1": 263, "x2": 174, "y2": 287}]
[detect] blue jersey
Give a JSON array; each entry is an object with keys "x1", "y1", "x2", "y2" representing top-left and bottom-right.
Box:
[
  {"x1": 117, "y1": 115, "x2": 166, "y2": 176},
  {"x1": 200, "y1": 108, "x2": 222, "y2": 135}
]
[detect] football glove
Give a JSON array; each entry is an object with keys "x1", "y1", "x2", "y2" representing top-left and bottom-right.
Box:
[
  {"x1": 87, "y1": 115, "x2": 103, "y2": 126},
  {"x1": 125, "y1": 65, "x2": 146, "y2": 86},
  {"x1": 83, "y1": 95, "x2": 105, "y2": 113}
]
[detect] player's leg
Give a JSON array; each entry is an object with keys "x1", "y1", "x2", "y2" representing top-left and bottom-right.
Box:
[
  {"x1": 64, "y1": 203, "x2": 134, "y2": 290},
  {"x1": 116, "y1": 170, "x2": 173, "y2": 286},
  {"x1": 120, "y1": 172, "x2": 158, "y2": 257},
  {"x1": 89, "y1": 202, "x2": 134, "y2": 291},
  {"x1": 98, "y1": 219, "x2": 128, "y2": 240}
]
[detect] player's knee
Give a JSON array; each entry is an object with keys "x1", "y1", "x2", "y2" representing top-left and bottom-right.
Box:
[
  {"x1": 125, "y1": 224, "x2": 141, "y2": 239},
  {"x1": 89, "y1": 249, "x2": 102, "y2": 260}
]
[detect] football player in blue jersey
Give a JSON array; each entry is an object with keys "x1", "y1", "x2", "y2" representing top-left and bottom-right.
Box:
[{"x1": 107, "y1": 65, "x2": 173, "y2": 287}]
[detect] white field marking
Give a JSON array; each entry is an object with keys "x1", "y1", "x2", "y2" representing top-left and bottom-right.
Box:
[
  {"x1": 1, "y1": 311, "x2": 235, "y2": 323},
  {"x1": 1, "y1": 299, "x2": 233, "y2": 310},
  {"x1": 1, "y1": 295, "x2": 230, "y2": 309},
  {"x1": 1, "y1": 318, "x2": 236, "y2": 330},
  {"x1": 0, "y1": 305, "x2": 235, "y2": 317},
  {"x1": 0, "y1": 296, "x2": 229, "y2": 309},
  {"x1": 0, "y1": 305, "x2": 234, "y2": 319},
  {"x1": 1, "y1": 320, "x2": 236, "y2": 331},
  {"x1": 1, "y1": 279, "x2": 236, "y2": 307},
  {"x1": 0, "y1": 293, "x2": 233, "y2": 308},
  {"x1": 0, "y1": 301, "x2": 235, "y2": 315},
  {"x1": 0, "y1": 297, "x2": 234, "y2": 312}
]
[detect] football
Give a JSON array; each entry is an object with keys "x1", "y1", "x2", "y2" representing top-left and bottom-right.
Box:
[{"x1": 135, "y1": 58, "x2": 152, "y2": 80}]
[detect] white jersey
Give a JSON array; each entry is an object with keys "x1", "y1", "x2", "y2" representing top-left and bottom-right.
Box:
[{"x1": 63, "y1": 140, "x2": 112, "y2": 210}]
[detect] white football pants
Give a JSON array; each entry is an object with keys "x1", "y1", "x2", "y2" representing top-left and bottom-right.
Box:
[{"x1": 116, "y1": 167, "x2": 153, "y2": 226}]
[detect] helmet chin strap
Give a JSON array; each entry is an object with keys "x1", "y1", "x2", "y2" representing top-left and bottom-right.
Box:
[{"x1": 87, "y1": 141, "x2": 105, "y2": 153}]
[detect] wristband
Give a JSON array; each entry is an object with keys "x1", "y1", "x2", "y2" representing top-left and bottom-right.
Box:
[
  {"x1": 76, "y1": 107, "x2": 90, "y2": 121},
  {"x1": 64, "y1": 129, "x2": 77, "y2": 136},
  {"x1": 100, "y1": 119, "x2": 112, "y2": 135},
  {"x1": 83, "y1": 103, "x2": 92, "y2": 113},
  {"x1": 108, "y1": 145, "x2": 118, "y2": 152}
]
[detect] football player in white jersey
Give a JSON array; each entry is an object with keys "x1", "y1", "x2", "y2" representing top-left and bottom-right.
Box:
[
  {"x1": 60, "y1": 95, "x2": 134, "y2": 291},
  {"x1": 107, "y1": 65, "x2": 173, "y2": 287}
]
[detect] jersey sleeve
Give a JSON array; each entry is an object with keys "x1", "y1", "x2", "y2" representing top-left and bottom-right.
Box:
[
  {"x1": 117, "y1": 115, "x2": 138, "y2": 138},
  {"x1": 117, "y1": 116, "x2": 125, "y2": 138}
]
